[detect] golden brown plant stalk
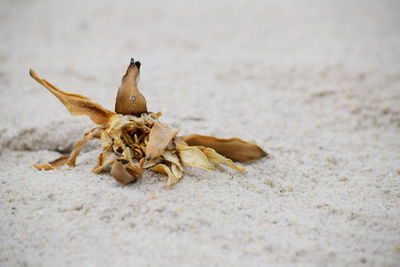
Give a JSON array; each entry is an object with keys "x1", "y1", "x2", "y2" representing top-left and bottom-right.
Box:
[{"x1": 30, "y1": 59, "x2": 267, "y2": 187}]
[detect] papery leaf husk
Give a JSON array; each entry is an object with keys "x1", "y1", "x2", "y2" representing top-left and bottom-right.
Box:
[
  {"x1": 175, "y1": 143, "x2": 214, "y2": 170},
  {"x1": 100, "y1": 131, "x2": 113, "y2": 151},
  {"x1": 145, "y1": 121, "x2": 179, "y2": 160},
  {"x1": 162, "y1": 151, "x2": 184, "y2": 171},
  {"x1": 142, "y1": 158, "x2": 162, "y2": 169},
  {"x1": 181, "y1": 134, "x2": 267, "y2": 163},
  {"x1": 67, "y1": 127, "x2": 100, "y2": 167},
  {"x1": 33, "y1": 155, "x2": 70, "y2": 171},
  {"x1": 92, "y1": 152, "x2": 113, "y2": 174},
  {"x1": 199, "y1": 147, "x2": 245, "y2": 172},
  {"x1": 169, "y1": 164, "x2": 183, "y2": 187},
  {"x1": 110, "y1": 161, "x2": 143, "y2": 185},
  {"x1": 150, "y1": 163, "x2": 182, "y2": 188}
]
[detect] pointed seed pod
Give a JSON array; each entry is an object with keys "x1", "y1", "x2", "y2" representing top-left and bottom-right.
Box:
[{"x1": 115, "y1": 58, "x2": 148, "y2": 116}]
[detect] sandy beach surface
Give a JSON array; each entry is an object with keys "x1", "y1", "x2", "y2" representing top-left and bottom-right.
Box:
[{"x1": 1, "y1": 0, "x2": 399, "y2": 266}]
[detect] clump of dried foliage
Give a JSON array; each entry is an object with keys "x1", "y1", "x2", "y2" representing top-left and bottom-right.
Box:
[{"x1": 30, "y1": 59, "x2": 266, "y2": 187}]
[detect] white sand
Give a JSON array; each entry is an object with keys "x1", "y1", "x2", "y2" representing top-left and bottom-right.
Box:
[{"x1": 1, "y1": 0, "x2": 399, "y2": 266}]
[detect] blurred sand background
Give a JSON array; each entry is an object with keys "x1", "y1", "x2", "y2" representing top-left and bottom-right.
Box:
[{"x1": 0, "y1": 0, "x2": 399, "y2": 266}]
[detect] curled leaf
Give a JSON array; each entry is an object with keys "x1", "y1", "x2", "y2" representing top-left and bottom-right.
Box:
[
  {"x1": 110, "y1": 161, "x2": 143, "y2": 185},
  {"x1": 200, "y1": 147, "x2": 245, "y2": 172},
  {"x1": 151, "y1": 163, "x2": 182, "y2": 188},
  {"x1": 29, "y1": 69, "x2": 115, "y2": 125},
  {"x1": 67, "y1": 128, "x2": 100, "y2": 167},
  {"x1": 174, "y1": 136, "x2": 189, "y2": 147},
  {"x1": 115, "y1": 58, "x2": 148, "y2": 116},
  {"x1": 162, "y1": 151, "x2": 183, "y2": 170},
  {"x1": 33, "y1": 155, "x2": 70, "y2": 171},
  {"x1": 107, "y1": 114, "x2": 132, "y2": 133},
  {"x1": 169, "y1": 164, "x2": 183, "y2": 187},
  {"x1": 181, "y1": 134, "x2": 267, "y2": 163},
  {"x1": 142, "y1": 158, "x2": 161, "y2": 169},
  {"x1": 176, "y1": 143, "x2": 214, "y2": 170},
  {"x1": 145, "y1": 121, "x2": 179, "y2": 160},
  {"x1": 92, "y1": 152, "x2": 113, "y2": 174},
  {"x1": 100, "y1": 131, "x2": 113, "y2": 151}
]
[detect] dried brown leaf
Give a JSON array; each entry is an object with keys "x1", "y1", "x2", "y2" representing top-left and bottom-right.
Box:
[
  {"x1": 125, "y1": 162, "x2": 144, "y2": 176},
  {"x1": 150, "y1": 163, "x2": 182, "y2": 188},
  {"x1": 107, "y1": 114, "x2": 131, "y2": 133},
  {"x1": 162, "y1": 151, "x2": 184, "y2": 171},
  {"x1": 142, "y1": 158, "x2": 161, "y2": 169},
  {"x1": 115, "y1": 59, "x2": 148, "y2": 116},
  {"x1": 145, "y1": 121, "x2": 179, "y2": 160},
  {"x1": 174, "y1": 136, "x2": 189, "y2": 146},
  {"x1": 33, "y1": 155, "x2": 70, "y2": 171},
  {"x1": 92, "y1": 152, "x2": 113, "y2": 174},
  {"x1": 100, "y1": 131, "x2": 113, "y2": 151},
  {"x1": 67, "y1": 128, "x2": 100, "y2": 167},
  {"x1": 176, "y1": 143, "x2": 214, "y2": 170},
  {"x1": 110, "y1": 161, "x2": 143, "y2": 185},
  {"x1": 29, "y1": 69, "x2": 115, "y2": 125},
  {"x1": 169, "y1": 164, "x2": 183, "y2": 187},
  {"x1": 181, "y1": 134, "x2": 267, "y2": 163},
  {"x1": 200, "y1": 147, "x2": 245, "y2": 172}
]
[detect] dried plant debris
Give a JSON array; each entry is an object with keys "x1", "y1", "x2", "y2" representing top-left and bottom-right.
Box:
[{"x1": 30, "y1": 58, "x2": 267, "y2": 187}]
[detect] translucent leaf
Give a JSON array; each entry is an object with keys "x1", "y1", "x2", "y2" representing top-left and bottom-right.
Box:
[
  {"x1": 142, "y1": 158, "x2": 161, "y2": 169},
  {"x1": 169, "y1": 164, "x2": 183, "y2": 187},
  {"x1": 151, "y1": 163, "x2": 182, "y2": 188},
  {"x1": 107, "y1": 114, "x2": 131, "y2": 133},
  {"x1": 200, "y1": 147, "x2": 245, "y2": 172},
  {"x1": 145, "y1": 121, "x2": 179, "y2": 160},
  {"x1": 162, "y1": 151, "x2": 184, "y2": 171},
  {"x1": 176, "y1": 144, "x2": 214, "y2": 170}
]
